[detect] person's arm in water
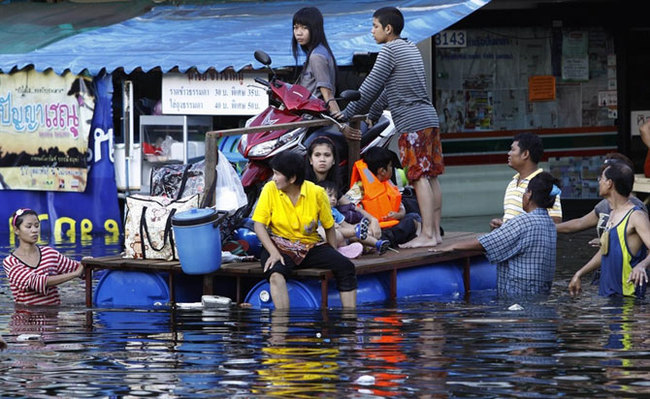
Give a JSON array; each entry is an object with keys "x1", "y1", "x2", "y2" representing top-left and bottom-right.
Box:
[
  {"x1": 568, "y1": 250, "x2": 601, "y2": 297},
  {"x1": 254, "y1": 221, "x2": 285, "y2": 272},
  {"x1": 556, "y1": 210, "x2": 599, "y2": 234}
]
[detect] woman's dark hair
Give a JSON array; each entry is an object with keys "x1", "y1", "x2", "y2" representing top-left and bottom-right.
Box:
[
  {"x1": 12, "y1": 209, "x2": 39, "y2": 229},
  {"x1": 292, "y1": 7, "x2": 337, "y2": 76},
  {"x1": 527, "y1": 172, "x2": 559, "y2": 209},
  {"x1": 270, "y1": 151, "x2": 305, "y2": 186},
  {"x1": 305, "y1": 136, "x2": 341, "y2": 188},
  {"x1": 373, "y1": 7, "x2": 404, "y2": 35}
]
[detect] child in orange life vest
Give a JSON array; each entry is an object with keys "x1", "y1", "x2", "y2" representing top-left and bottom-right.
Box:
[
  {"x1": 317, "y1": 180, "x2": 391, "y2": 255},
  {"x1": 340, "y1": 147, "x2": 420, "y2": 248}
]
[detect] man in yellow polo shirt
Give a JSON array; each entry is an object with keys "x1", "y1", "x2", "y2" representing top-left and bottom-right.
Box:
[
  {"x1": 253, "y1": 151, "x2": 357, "y2": 309},
  {"x1": 490, "y1": 132, "x2": 562, "y2": 229}
]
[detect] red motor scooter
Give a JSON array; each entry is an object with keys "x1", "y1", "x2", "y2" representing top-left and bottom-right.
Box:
[{"x1": 237, "y1": 50, "x2": 360, "y2": 214}]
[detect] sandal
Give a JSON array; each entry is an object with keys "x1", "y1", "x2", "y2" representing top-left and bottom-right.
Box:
[
  {"x1": 355, "y1": 217, "x2": 370, "y2": 240},
  {"x1": 376, "y1": 239, "x2": 390, "y2": 255},
  {"x1": 338, "y1": 242, "x2": 364, "y2": 259}
]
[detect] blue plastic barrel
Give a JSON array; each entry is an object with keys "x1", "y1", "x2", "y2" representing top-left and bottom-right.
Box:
[
  {"x1": 172, "y1": 208, "x2": 222, "y2": 274},
  {"x1": 94, "y1": 270, "x2": 231, "y2": 308},
  {"x1": 244, "y1": 275, "x2": 389, "y2": 309},
  {"x1": 94, "y1": 270, "x2": 170, "y2": 307},
  {"x1": 469, "y1": 255, "x2": 497, "y2": 291},
  {"x1": 395, "y1": 263, "x2": 465, "y2": 299}
]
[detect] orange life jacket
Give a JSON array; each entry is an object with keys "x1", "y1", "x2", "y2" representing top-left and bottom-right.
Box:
[{"x1": 349, "y1": 159, "x2": 401, "y2": 228}]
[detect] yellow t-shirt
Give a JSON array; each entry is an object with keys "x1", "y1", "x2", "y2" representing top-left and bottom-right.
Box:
[
  {"x1": 252, "y1": 180, "x2": 334, "y2": 244},
  {"x1": 503, "y1": 168, "x2": 562, "y2": 223}
]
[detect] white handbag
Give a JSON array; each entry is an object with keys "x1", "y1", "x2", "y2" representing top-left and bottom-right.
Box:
[{"x1": 123, "y1": 194, "x2": 199, "y2": 260}]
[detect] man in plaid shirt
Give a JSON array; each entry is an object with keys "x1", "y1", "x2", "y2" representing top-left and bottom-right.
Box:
[{"x1": 434, "y1": 172, "x2": 558, "y2": 298}]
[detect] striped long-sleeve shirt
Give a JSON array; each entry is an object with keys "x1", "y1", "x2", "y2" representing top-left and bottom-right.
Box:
[
  {"x1": 3, "y1": 246, "x2": 81, "y2": 305},
  {"x1": 343, "y1": 38, "x2": 439, "y2": 133}
]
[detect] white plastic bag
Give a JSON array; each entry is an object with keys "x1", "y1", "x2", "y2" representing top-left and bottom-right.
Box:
[{"x1": 215, "y1": 150, "x2": 247, "y2": 213}]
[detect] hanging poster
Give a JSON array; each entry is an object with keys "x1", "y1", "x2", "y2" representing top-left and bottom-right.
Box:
[
  {"x1": 0, "y1": 74, "x2": 122, "y2": 237},
  {"x1": 528, "y1": 75, "x2": 556, "y2": 102},
  {"x1": 0, "y1": 70, "x2": 93, "y2": 192},
  {"x1": 464, "y1": 90, "x2": 493, "y2": 130},
  {"x1": 561, "y1": 31, "x2": 589, "y2": 81}
]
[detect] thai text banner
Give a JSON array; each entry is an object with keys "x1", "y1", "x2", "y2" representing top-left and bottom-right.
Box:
[
  {"x1": 0, "y1": 70, "x2": 92, "y2": 192},
  {"x1": 162, "y1": 71, "x2": 269, "y2": 116}
]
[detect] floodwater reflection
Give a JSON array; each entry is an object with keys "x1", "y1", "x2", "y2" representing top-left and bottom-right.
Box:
[{"x1": 1, "y1": 231, "x2": 650, "y2": 397}]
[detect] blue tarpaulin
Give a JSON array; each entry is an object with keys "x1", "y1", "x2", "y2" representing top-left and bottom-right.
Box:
[{"x1": 0, "y1": 0, "x2": 489, "y2": 75}]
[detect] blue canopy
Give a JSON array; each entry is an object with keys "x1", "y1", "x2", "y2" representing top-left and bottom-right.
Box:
[{"x1": 0, "y1": 0, "x2": 489, "y2": 75}]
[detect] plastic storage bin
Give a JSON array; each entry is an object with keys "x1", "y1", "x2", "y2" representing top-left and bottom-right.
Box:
[{"x1": 172, "y1": 208, "x2": 222, "y2": 274}]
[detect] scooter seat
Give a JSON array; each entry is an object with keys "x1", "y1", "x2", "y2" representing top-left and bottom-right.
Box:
[{"x1": 361, "y1": 119, "x2": 390, "y2": 148}]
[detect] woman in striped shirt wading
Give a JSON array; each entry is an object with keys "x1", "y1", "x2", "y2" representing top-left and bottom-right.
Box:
[{"x1": 3, "y1": 208, "x2": 85, "y2": 306}]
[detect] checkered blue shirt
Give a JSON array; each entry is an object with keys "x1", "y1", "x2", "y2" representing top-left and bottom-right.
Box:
[{"x1": 478, "y1": 208, "x2": 557, "y2": 297}]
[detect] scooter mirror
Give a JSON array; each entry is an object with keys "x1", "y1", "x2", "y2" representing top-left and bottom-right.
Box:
[
  {"x1": 339, "y1": 90, "x2": 361, "y2": 102},
  {"x1": 254, "y1": 50, "x2": 272, "y2": 66}
]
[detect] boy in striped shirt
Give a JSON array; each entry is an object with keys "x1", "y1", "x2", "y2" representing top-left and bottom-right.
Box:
[{"x1": 339, "y1": 6, "x2": 443, "y2": 248}]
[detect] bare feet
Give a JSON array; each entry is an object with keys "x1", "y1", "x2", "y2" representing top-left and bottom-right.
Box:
[{"x1": 399, "y1": 235, "x2": 440, "y2": 248}]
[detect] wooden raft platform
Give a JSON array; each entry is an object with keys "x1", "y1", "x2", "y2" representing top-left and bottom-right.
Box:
[{"x1": 81, "y1": 231, "x2": 483, "y2": 308}]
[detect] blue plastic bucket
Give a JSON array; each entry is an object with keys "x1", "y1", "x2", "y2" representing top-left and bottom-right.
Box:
[
  {"x1": 172, "y1": 208, "x2": 222, "y2": 274},
  {"x1": 244, "y1": 275, "x2": 389, "y2": 309}
]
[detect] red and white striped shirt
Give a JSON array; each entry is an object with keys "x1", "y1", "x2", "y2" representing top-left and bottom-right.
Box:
[{"x1": 2, "y1": 246, "x2": 81, "y2": 305}]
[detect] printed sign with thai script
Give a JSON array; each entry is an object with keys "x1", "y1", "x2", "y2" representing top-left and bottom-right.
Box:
[
  {"x1": 162, "y1": 71, "x2": 269, "y2": 116},
  {"x1": 528, "y1": 75, "x2": 556, "y2": 102},
  {"x1": 0, "y1": 70, "x2": 93, "y2": 192}
]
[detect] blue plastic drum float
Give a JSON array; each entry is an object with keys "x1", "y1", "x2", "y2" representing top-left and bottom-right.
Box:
[{"x1": 93, "y1": 208, "x2": 497, "y2": 309}]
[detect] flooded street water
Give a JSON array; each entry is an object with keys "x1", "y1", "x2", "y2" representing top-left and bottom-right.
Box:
[{"x1": 2, "y1": 226, "x2": 650, "y2": 397}]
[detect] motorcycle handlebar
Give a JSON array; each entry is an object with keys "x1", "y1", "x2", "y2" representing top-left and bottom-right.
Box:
[{"x1": 254, "y1": 77, "x2": 270, "y2": 87}]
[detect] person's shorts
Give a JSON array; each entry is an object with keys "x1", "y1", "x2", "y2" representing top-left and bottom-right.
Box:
[{"x1": 398, "y1": 127, "x2": 444, "y2": 182}]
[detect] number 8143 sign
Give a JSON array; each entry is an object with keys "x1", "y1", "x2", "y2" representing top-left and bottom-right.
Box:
[{"x1": 434, "y1": 30, "x2": 466, "y2": 48}]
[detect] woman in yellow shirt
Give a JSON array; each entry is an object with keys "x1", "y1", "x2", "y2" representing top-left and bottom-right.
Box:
[{"x1": 252, "y1": 151, "x2": 358, "y2": 309}]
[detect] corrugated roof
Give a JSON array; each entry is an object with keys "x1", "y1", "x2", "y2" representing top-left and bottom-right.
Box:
[{"x1": 0, "y1": 0, "x2": 490, "y2": 75}]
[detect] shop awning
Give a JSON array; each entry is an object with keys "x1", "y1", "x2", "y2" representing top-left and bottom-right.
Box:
[{"x1": 0, "y1": 0, "x2": 490, "y2": 75}]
